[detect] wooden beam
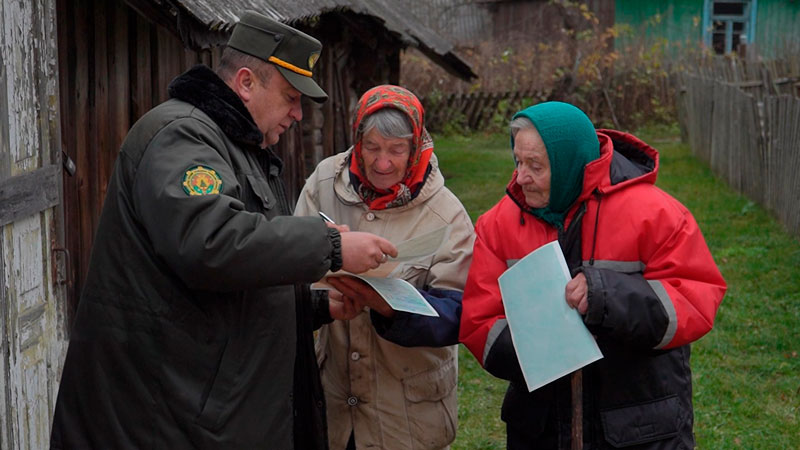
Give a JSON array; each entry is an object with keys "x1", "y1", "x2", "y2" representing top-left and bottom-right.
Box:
[{"x1": 0, "y1": 165, "x2": 61, "y2": 227}]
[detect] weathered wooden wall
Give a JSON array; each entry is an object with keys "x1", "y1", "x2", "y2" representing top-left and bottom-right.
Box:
[
  {"x1": 56, "y1": 0, "x2": 217, "y2": 319},
  {"x1": 614, "y1": 0, "x2": 703, "y2": 52},
  {"x1": 0, "y1": 0, "x2": 69, "y2": 448},
  {"x1": 754, "y1": 0, "x2": 800, "y2": 58}
]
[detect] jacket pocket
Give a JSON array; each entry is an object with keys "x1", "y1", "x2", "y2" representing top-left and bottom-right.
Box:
[
  {"x1": 397, "y1": 262, "x2": 434, "y2": 289},
  {"x1": 245, "y1": 174, "x2": 276, "y2": 211},
  {"x1": 402, "y1": 359, "x2": 458, "y2": 449},
  {"x1": 195, "y1": 339, "x2": 240, "y2": 431},
  {"x1": 600, "y1": 395, "x2": 680, "y2": 448}
]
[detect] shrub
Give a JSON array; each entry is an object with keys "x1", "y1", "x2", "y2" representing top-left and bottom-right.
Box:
[{"x1": 401, "y1": 0, "x2": 711, "y2": 132}]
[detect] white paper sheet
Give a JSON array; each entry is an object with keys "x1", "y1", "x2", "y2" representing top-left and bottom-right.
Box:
[{"x1": 498, "y1": 241, "x2": 603, "y2": 392}]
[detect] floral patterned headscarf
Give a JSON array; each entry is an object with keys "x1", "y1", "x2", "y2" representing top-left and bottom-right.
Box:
[{"x1": 349, "y1": 85, "x2": 434, "y2": 210}]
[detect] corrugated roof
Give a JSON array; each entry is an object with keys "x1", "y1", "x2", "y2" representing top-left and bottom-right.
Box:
[
  {"x1": 166, "y1": 0, "x2": 476, "y2": 79},
  {"x1": 403, "y1": 0, "x2": 492, "y2": 44}
]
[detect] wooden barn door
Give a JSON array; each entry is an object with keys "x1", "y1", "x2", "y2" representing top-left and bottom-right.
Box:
[
  {"x1": 0, "y1": 0, "x2": 69, "y2": 447},
  {"x1": 56, "y1": 0, "x2": 211, "y2": 323}
]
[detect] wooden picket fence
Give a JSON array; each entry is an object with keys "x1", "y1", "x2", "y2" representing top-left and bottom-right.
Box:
[
  {"x1": 421, "y1": 70, "x2": 676, "y2": 133},
  {"x1": 422, "y1": 90, "x2": 545, "y2": 132},
  {"x1": 677, "y1": 57, "x2": 800, "y2": 237}
]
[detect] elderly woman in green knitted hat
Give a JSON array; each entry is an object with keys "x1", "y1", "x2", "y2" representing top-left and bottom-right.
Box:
[{"x1": 459, "y1": 102, "x2": 726, "y2": 449}]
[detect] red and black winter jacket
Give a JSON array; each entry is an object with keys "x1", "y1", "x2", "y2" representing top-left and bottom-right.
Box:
[{"x1": 459, "y1": 130, "x2": 726, "y2": 449}]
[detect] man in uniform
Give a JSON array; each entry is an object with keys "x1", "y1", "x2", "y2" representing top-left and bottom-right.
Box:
[{"x1": 50, "y1": 11, "x2": 395, "y2": 449}]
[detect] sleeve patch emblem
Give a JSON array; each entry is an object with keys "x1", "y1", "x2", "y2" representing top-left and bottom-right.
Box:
[{"x1": 182, "y1": 165, "x2": 223, "y2": 196}]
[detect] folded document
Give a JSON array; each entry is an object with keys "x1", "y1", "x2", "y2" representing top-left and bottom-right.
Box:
[{"x1": 312, "y1": 226, "x2": 451, "y2": 317}]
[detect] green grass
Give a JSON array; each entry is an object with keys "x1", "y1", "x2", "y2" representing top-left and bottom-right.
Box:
[
  {"x1": 433, "y1": 126, "x2": 800, "y2": 449},
  {"x1": 435, "y1": 133, "x2": 514, "y2": 223}
]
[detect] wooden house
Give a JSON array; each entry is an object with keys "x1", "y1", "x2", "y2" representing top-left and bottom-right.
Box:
[
  {"x1": 405, "y1": 0, "x2": 616, "y2": 47},
  {"x1": 408, "y1": 0, "x2": 800, "y2": 57},
  {"x1": 614, "y1": 0, "x2": 800, "y2": 57},
  {"x1": 0, "y1": 0, "x2": 473, "y2": 446}
]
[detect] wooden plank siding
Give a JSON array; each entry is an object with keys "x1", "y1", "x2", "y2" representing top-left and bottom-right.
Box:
[
  {"x1": 1, "y1": 0, "x2": 69, "y2": 447},
  {"x1": 753, "y1": 0, "x2": 800, "y2": 58},
  {"x1": 0, "y1": 165, "x2": 61, "y2": 227}
]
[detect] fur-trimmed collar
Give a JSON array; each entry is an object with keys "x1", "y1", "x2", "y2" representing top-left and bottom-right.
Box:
[{"x1": 168, "y1": 65, "x2": 263, "y2": 147}]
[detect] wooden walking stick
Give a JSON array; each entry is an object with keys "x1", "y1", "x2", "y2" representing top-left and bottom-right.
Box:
[{"x1": 571, "y1": 369, "x2": 583, "y2": 450}]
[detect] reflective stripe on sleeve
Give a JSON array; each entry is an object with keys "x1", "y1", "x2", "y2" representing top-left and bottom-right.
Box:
[
  {"x1": 483, "y1": 318, "x2": 508, "y2": 365},
  {"x1": 649, "y1": 280, "x2": 677, "y2": 349},
  {"x1": 582, "y1": 259, "x2": 646, "y2": 274}
]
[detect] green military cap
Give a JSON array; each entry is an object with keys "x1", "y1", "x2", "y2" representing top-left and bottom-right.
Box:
[{"x1": 228, "y1": 11, "x2": 328, "y2": 103}]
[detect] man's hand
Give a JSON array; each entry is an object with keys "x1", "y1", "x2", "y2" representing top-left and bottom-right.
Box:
[
  {"x1": 326, "y1": 276, "x2": 395, "y2": 318},
  {"x1": 328, "y1": 289, "x2": 362, "y2": 321},
  {"x1": 565, "y1": 272, "x2": 588, "y2": 315},
  {"x1": 339, "y1": 231, "x2": 398, "y2": 274}
]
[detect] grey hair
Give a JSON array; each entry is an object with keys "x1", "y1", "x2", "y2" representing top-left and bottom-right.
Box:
[
  {"x1": 215, "y1": 46, "x2": 275, "y2": 85},
  {"x1": 362, "y1": 108, "x2": 413, "y2": 139},
  {"x1": 509, "y1": 116, "x2": 536, "y2": 139}
]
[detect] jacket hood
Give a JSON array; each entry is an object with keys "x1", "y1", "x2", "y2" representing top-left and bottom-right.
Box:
[
  {"x1": 507, "y1": 129, "x2": 659, "y2": 214},
  {"x1": 167, "y1": 64, "x2": 263, "y2": 147},
  {"x1": 585, "y1": 129, "x2": 658, "y2": 198}
]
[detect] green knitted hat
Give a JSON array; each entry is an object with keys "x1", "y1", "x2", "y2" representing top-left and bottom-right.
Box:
[{"x1": 511, "y1": 102, "x2": 599, "y2": 228}]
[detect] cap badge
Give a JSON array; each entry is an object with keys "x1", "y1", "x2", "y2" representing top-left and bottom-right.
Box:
[
  {"x1": 182, "y1": 165, "x2": 223, "y2": 196},
  {"x1": 308, "y1": 52, "x2": 320, "y2": 70}
]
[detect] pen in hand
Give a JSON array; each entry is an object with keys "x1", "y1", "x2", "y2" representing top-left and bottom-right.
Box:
[
  {"x1": 319, "y1": 211, "x2": 350, "y2": 233},
  {"x1": 318, "y1": 211, "x2": 335, "y2": 224}
]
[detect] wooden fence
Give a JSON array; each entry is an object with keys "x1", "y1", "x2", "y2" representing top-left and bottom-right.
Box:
[
  {"x1": 422, "y1": 90, "x2": 545, "y2": 132},
  {"x1": 421, "y1": 69, "x2": 676, "y2": 133},
  {"x1": 678, "y1": 62, "x2": 800, "y2": 237},
  {"x1": 691, "y1": 56, "x2": 800, "y2": 98}
]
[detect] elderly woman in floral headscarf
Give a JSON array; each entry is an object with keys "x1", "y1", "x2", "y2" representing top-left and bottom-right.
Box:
[{"x1": 295, "y1": 85, "x2": 474, "y2": 450}]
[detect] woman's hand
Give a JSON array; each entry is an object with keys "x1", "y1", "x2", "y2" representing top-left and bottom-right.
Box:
[
  {"x1": 326, "y1": 276, "x2": 395, "y2": 318},
  {"x1": 565, "y1": 272, "x2": 588, "y2": 315},
  {"x1": 328, "y1": 289, "x2": 363, "y2": 321}
]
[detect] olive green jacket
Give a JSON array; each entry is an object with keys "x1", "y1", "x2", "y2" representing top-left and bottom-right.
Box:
[{"x1": 51, "y1": 66, "x2": 335, "y2": 449}]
